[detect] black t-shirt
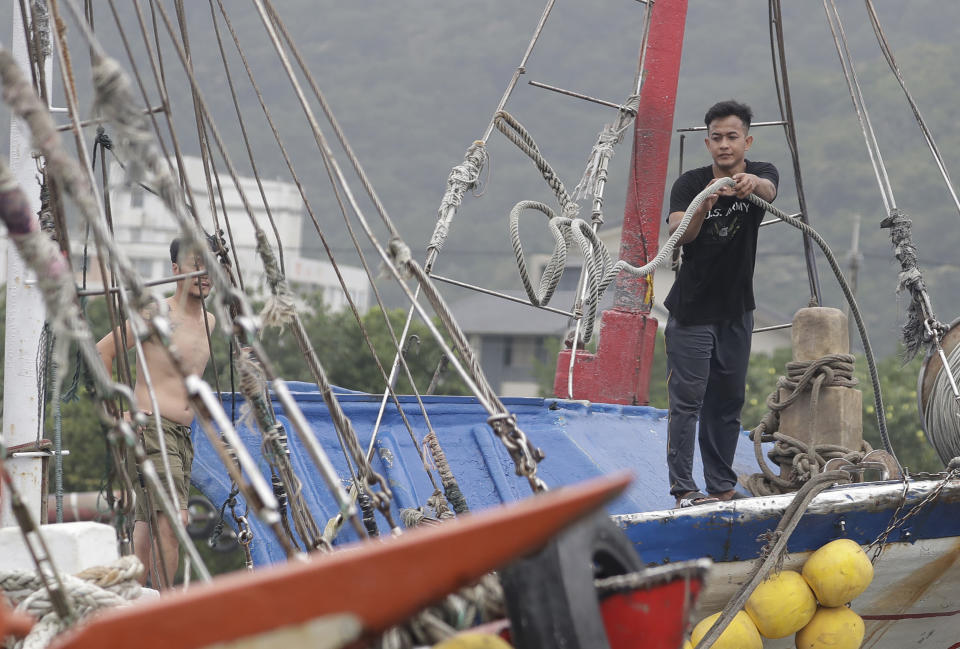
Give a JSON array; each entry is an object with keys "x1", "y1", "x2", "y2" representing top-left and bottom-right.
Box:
[{"x1": 663, "y1": 160, "x2": 779, "y2": 325}]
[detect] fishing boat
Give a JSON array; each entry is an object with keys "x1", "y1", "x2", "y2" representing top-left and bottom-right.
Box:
[{"x1": 2, "y1": 1, "x2": 960, "y2": 649}]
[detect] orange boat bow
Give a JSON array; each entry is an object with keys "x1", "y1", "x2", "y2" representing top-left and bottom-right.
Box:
[
  {"x1": 51, "y1": 472, "x2": 633, "y2": 649},
  {"x1": 0, "y1": 594, "x2": 33, "y2": 644}
]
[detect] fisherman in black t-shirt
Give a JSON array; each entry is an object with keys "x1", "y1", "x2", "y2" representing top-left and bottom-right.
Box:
[{"x1": 664, "y1": 100, "x2": 778, "y2": 508}]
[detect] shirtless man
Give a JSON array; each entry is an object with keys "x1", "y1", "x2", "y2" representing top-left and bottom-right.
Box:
[{"x1": 97, "y1": 238, "x2": 215, "y2": 587}]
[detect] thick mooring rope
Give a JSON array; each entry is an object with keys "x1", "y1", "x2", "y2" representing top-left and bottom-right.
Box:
[
  {"x1": 742, "y1": 192, "x2": 895, "y2": 466},
  {"x1": 1, "y1": 556, "x2": 143, "y2": 649},
  {"x1": 745, "y1": 355, "x2": 871, "y2": 496}
]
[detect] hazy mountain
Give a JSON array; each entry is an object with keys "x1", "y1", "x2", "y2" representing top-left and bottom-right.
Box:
[{"x1": 2, "y1": 0, "x2": 958, "y2": 357}]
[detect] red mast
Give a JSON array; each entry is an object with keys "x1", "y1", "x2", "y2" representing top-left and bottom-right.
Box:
[{"x1": 554, "y1": 0, "x2": 689, "y2": 405}]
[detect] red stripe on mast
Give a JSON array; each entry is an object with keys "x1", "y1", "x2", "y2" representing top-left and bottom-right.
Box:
[{"x1": 555, "y1": 0, "x2": 689, "y2": 405}]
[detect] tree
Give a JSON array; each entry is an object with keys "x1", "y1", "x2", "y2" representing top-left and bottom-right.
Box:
[{"x1": 240, "y1": 294, "x2": 468, "y2": 395}]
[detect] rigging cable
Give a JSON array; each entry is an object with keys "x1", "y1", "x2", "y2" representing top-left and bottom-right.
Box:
[
  {"x1": 211, "y1": 1, "x2": 460, "y2": 527},
  {"x1": 863, "y1": 0, "x2": 960, "y2": 221},
  {"x1": 0, "y1": 40, "x2": 211, "y2": 583},
  {"x1": 824, "y1": 0, "x2": 959, "y2": 406},
  {"x1": 359, "y1": 0, "x2": 561, "y2": 462},
  {"x1": 215, "y1": 0, "x2": 465, "y2": 524},
  {"x1": 768, "y1": 0, "x2": 822, "y2": 305},
  {"x1": 49, "y1": 0, "x2": 185, "y2": 575},
  {"x1": 252, "y1": 0, "x2": 547, "y2": 493},
  {"x1": 79, "y1": 1, "x2": 364, "y2": 546},
  {"x1": 822, "y1": 0, "x2": 896, "y2": 213}
]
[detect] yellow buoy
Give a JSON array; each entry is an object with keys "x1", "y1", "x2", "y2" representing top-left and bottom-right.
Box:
[
  {"x1": 802, "y1": 539, "x2": 874, "y2": 606},
  {"x1": 745, "y1": 569, "x2": 817, "y2": 638},
  {"x1": 690, "y1": 610, "x2": 763, "y2": 649},
  {"x1": 795, "y1": 606, "x2": 865, "y2": 649},
  {"x1": 682, "y1": 640, "x2": 693, "y2": 649},
  {"x1": 432, "y1": 632, "x2": 512, "y2": 649}
]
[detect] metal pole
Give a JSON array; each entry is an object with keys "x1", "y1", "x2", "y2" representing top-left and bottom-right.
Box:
[{"x1": 2, "y1": 4, "x2": 52, "y2": 527}]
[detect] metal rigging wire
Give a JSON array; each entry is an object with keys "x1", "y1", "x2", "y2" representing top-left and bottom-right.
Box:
[
  {"x1": 822, "y1": 0, "x2": 897, "y2": 213},
  {"x1": 768, "y1": 0, "x2": 822, "y2": 306},
  {"x1": 862, "y1": 0, "x2": 960, "y2": 222}
]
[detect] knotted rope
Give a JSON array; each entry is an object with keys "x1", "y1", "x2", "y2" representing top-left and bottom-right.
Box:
[
  {"x1": 423, "y1": 431, "x2": 468, "y2": 515},
  {"x1": 428, "y1": 141, "x2": 488, "y2": 256},
  {"x1": 572, "y1": 93, "x2": 640, "y2": 204},
  {"x1": 745, "y1": 354, "x2": 871, "y2": 496},
  {"x1": 1, "y1": 557, "x2": 143, "y2": 649},
  {"x1": 257, "y1": 229, "x2": 300, "y2": 330},
  {"x1": 881, "y1": 209, "x2": 937, "y2": 362}
]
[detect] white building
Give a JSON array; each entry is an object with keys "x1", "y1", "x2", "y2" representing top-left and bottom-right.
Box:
[{"x1": 76, "y1": 156, "x2": 369, "y2": 311}]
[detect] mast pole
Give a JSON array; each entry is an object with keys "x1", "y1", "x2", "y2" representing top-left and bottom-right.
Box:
[
  {"x1": 554, "y1": 0, "x2": 689, "y2": 405},
  {"x1": 2, "y1": 4, "x2": 52, "y2": 526}
]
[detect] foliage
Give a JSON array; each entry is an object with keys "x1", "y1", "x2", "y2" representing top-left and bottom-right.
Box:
[
  {"x1": 531, "y1": 336, "x2": 563, "y2": 397},
  {"x1": 243, "y1": 295, "x2": 468, "y2": 395}
]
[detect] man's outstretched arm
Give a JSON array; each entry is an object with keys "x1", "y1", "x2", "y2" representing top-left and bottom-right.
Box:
[{"x1": 668, "y1": 180, "x2": 722, "y2": 244}]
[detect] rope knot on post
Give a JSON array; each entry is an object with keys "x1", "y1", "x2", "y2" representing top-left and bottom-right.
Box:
[{"x1": 745, "y1": 354, "x2": 870, "y2": 496}]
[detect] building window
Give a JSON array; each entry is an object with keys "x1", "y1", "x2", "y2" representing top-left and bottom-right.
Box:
[
  {"x1": 503, "y1": 336, "x2": 514, "y2": 367},
  {"x1": 535, "y1": 338, "x2": 548, "y2": 364},
  {"x1": 132, "y1": 258, "x2": 153, "y2": 278},
  {"x1": 131, "y1": 188, "x2": 144, "y2": 208}
]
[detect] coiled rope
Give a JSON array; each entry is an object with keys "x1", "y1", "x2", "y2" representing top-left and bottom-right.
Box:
[
  {"x1": 496, "y1": 110, "x2": 709, "y2": 343},
  {"x1": 745, "y1": 354, "x2": 872, "y2": 496},
  {"x1": 924, "y1": 341, "x2": 960, "y2": 465},
  {"x1": 1, "y1": 557, "x2": 143, "y2": 649}
]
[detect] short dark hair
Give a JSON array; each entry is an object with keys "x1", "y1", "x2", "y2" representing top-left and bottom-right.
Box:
[
  {"x1": 170, "y1": 234, "x2": 217, "y2": 264},
  {"x1": 704, "y1": 100, "x2": 753, "y2": 131}
]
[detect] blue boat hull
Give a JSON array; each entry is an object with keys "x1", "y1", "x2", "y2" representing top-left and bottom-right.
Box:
[
  {"x1": 191, "y1": 383, "x2": 960, "y2": 569},
  {"x1": 192, "y1": 383, "x2": 767, "y2": 564}
]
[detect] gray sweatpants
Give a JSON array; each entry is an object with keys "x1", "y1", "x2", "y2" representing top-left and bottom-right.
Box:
[{"x1": 664, "y1": 311, "x2": 752, "y2": 497}]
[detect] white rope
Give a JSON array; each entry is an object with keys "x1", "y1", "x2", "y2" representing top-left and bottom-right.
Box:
[
  {"x1": 508, "y1": 178, "x2": 734, "y2": 343},
  {"x1": 1, "y1": 557, "x2": 144, "y2": 649}
]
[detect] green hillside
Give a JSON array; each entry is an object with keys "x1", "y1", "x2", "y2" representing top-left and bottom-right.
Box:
[{"x1": 1, "y1": 0, "x2": 958, "y2": 356}]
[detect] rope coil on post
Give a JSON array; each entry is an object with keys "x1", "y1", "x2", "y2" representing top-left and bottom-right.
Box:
[
  {"x1": 741, "y1": 192, "x2": 895, "y2": 467},
  {"x1": 745, "y1": 354, "x2": 872, "y2": 496}
]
